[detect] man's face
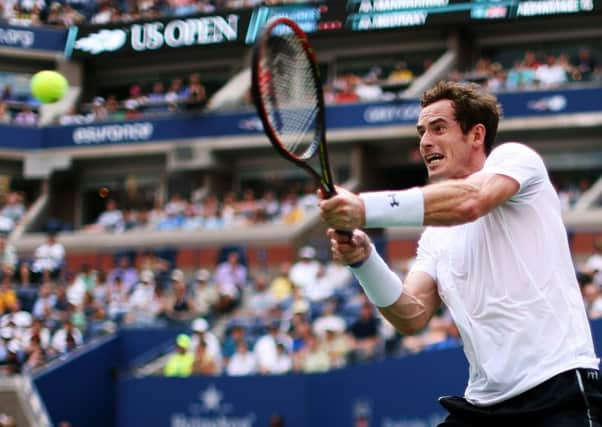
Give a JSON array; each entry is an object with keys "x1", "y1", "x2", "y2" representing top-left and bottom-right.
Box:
[{"x1": 417, "y1": 100, "x2": 475, "y2": 182}]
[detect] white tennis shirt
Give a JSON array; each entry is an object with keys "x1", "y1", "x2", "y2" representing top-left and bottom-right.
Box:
[{"x1": 411, "y1": 142, "x2": 599, "y2": 405}]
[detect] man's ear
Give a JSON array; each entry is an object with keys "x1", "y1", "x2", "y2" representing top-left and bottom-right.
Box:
[{"x1": 471, "y1": 123, "x2": 486, "y2": 150}]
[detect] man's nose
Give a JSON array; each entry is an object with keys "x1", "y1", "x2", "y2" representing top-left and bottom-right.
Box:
[{"x1": 419, "y1": 134, "x2": 433, "y2": 151}]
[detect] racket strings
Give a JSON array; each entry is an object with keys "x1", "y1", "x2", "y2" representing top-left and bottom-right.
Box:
[{"x1": 260, "y1": 32, "x2": 320, "y2": 159}]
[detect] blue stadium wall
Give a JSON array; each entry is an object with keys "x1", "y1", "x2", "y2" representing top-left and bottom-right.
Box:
[{"x1": 33, "y1": 320, "x2": 602, "y2": 427}]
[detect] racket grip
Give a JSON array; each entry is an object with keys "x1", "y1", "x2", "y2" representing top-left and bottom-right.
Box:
[{"x1": 335, "y1": 229, "x2": 353, "y2": 241}]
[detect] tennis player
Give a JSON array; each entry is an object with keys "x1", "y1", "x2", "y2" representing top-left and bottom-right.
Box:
[{"x1": 320, "y1": 81, "x2": 601, "y2": 426}]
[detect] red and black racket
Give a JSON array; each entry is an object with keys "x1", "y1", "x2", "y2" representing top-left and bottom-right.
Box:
[{"x1": 251, "y1": 17, "x2": 337, "y2": 198}]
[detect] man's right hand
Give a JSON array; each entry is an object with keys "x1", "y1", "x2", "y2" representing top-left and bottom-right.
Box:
[
  {"x1": 319, "y1": 186, "x2": 366, "y2": 231},
  {"x1": 327, "y1": 228, "x2": 372, "y2": 266}
]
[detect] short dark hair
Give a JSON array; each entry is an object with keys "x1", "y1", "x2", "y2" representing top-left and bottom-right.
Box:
[{"x1": 421, "y1": 81, "x2": 502, "y2": 154}]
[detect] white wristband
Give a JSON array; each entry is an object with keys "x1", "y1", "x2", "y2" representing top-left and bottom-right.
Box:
[
  {"x1": 360, "y1": 188, "x2": 424, "y2": 228},
  {"x1": 349, "y1": 245, "x2": 403, "y2": 307}
]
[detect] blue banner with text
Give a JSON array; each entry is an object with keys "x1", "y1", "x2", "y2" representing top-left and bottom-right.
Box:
[{"x1": 2, "y1": 87, "x2": 602, "y2": 150}]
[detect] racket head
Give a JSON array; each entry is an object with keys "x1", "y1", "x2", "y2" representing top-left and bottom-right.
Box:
[{"x1": 251, "y1": 17, "x2": 336, "y2": 197}]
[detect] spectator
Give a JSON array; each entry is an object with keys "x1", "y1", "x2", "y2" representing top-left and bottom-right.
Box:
[
  {"x1": 583, "y1": 238, "x2": 602, "y2": 285},
  {"x1": 90, "y1": 0, "x2": 115, "y2": 24},
  {"x1": 125, "y1": 271, "x2": 159, "y2": 325},
  {"x1": 165, "y1": 77, "x2": 187, "y2": 105},
  {"x1": 254, "y1": 320, "x2": 288, "y2": 375},
  {"x1": 31, "y1": 281, "x2": 56, "y2": 320},
  {"x1": 13, "y1": 106, "x2": 37, "y2": 126},
  {"x1": 124, "y1": 100, "x2": 143, "y2": 120},
  {"x1": 51, "y1": 285, "x2": 70, "y2": 325},
  {"x1": 191, "y1": 338, "x2": 218, "y2": 375},
  {"x1": 226, "y1": 340, "x2": 256, "y2": 376},
  {"x1": 300, "y1": 333, "x2": 330, "y2": 373},
  {"x1": 192, "y1": 269, "x2": 218, "y2": 319},
  {"x1": 67, "y1": 264, "x2": 96, "y2": 307},
  {"x1": 258, "y1": 190, "x2": 281, "y2": 221},
  {"x1": 155, "y1": 209, "x2": 184, "y2": 231},
  {"x1": 106, "y1": 276, "x2": 130, "y2": 322},
  {"x1": 105, "y1": 95, "x2": 124, "y2": 121},
  {"x1": 108, "y1": 256, "x2": 138, "y2": 294},
  {"x1": 31, "y1": 232, "x2": 65, "y2": 282},
  {"x1": 22, "y1": 340, "x2": 46, "y2": 373},
  {"x1": 165, "y1": 269, "x2": 196, "y2": 324},
  {"x1": 58, "y1": 4, "x2": 85, "y2": 26},
  {"x1": 387, "y1": 61, "x2": 414, "y2": 85},
  {"x1": 213, "y1": 251, "x2": 246, "y2": 314},
  {"x1": 163, "y1": 334, "x2": 193, "y2": 377},
  {"x1": 221, "y1": 323, "x2": 246, "y2": 364},
  {"x1": 272, "y1": 342, "x2": 292, "y2": 375},
  {"x1": 0, "y1": 235, "x2": 17, "y2": 272},
  {"x1": 147, "y1": 81, "x2": 167, "y2": 107},
  {"x1": 46, "y1": 2, "x2": 63, "y2": 26},
  {"x1": 582, "y1": 282, "x2": 602, "y2": 319},
  {"x1": 181, "y1": 203, "x2": 203, "y2": 231},
  {"x1": 185, "y1": 73, "x2": 207, "y2": 107},
  {"x1": 289, "y1": 246, "x2": 320, "y2": 291},
  {"x1": 348, "y1": 302, "x2": 381, "y2": 363},
  {"x1": 0, "y1": 271, "x2": 18, "y2": 315},
  {"x1": 22, "y1": 318, "x2": 51, "y2": 352},
  {"x1": 535, "y1": 54, "x2": 567, "y2": 87},
  {"x1": 244, "y1": 273, "x2": 277, "y2": 319},
  {"x1": 333, "y1": 76, "x2": 360, "y2": 104},
  {"x1": 572, "y1": 47, "x2": 598, "y2": 81},
  {"x1": 189, "y1": 318, "x2": 222, "y2": 368},
  {"x1": 91, "y1": 97, "x2": 108, "y2": 122},
  {"x1": 50, "y1": 319, "x2": 83, "y2": 354},
  {"x1": 298, "y1": 182, "x2": 319, "y2": 212},
  {"x1": 86, "y1": 199, "x2": 124, "y2": 233},
  {"x1": 1, "y1": 86, "x2": 13, "y2": 102},
  {"x1": 268, "y1": 261, "x2": 294, "y2": 304},
  {"x1": 0, "y1": 102, "x2": 11, "y2": 124}
]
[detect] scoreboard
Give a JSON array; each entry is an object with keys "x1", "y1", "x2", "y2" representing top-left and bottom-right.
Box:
[
  {"x1": 244, "y1": 0, "x2": 599, "y2": 40},
  {"x1": 68, "y1": 0, "x2": 600, "y2": 57}
]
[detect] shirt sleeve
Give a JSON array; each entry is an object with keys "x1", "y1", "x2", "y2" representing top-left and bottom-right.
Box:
[
  {"x1": 481, "y1": 142, "x2": 547, "y2": 203},
  {"x1": 409, "y1": 229, "x2": 438, "y2": 281}
]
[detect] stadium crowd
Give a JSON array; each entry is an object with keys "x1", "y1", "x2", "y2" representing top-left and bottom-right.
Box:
[
  {"x1": 0, "y1": 0, "x2": 311, "y2": 28},
  {"x1": 81, "y1": 184, "x2": 318, "y2": 234},
  {"x1": 0, "y1": 45, "x2": 599, "y2": 127},
  {"x1": 0, "y1": 203, "x2": 601, "y2": 378}
]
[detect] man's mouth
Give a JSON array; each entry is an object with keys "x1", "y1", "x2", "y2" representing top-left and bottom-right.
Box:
[{"x1": 424, "y1": 153, "x2": 444, "y2": 165}]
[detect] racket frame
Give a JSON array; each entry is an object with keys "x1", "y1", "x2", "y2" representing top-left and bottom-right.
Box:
[{"x1": 251, "y1": 17, "x2": 337, "y2": 198}]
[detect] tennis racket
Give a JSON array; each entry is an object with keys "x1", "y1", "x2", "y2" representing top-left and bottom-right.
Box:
[{"x1": 251, "y1": 17, "x2": 338, "y2": 199}]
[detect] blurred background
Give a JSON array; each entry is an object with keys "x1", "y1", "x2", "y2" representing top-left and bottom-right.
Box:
[{"x1": 0, "y1": 0, "x2": 601, "y2": 426}]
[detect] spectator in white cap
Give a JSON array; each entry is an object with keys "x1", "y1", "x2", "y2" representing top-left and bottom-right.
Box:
[
  {"x1": 289, "y1": 245, "x2": 321, "y2": 291},
  {"x1": 189, "y1": 317, "x2": 222, "y2": 373},
  {"x1": 192, "y1": 268, "x2": 218, "y2": 319},
  {"x1": 126, "y1": 270, "x2": 159, "y2": 325}
]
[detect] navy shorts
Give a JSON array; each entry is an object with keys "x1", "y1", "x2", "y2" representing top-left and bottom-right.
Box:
[{"x1": 438, "y1": 368, "x2": 602, "y2": 427}]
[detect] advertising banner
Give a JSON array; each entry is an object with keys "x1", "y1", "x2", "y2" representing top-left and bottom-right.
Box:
[
  {"x1": 2, "y1": 87, "x2": 602, "y2": 150},
  {"x1": 0, "y1": 24, "x2": 66, "y2": 52}
]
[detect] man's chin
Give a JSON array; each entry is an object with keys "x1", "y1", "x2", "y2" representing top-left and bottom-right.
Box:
[{"x1": 427, "y1": 171, "x2": 445, "y2": 183}]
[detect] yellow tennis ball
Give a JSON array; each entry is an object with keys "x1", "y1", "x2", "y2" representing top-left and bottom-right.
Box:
[{"x1": 30, "y1": 70, "x2": 68, "y2": 104}]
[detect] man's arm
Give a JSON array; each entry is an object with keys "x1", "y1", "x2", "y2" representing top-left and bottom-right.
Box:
[
  {"x1": 378, "y1": 270, "x2": 441, "y2": 335},
  {"x1": 328, "y1": 229, "x2": 440, "y2": 334},
  {"x1": 422, "y1": 173, "x2": 519, "y2": 225},
  {"x1": 319, "y1": 173, "x2": 519, "y2": 230}
]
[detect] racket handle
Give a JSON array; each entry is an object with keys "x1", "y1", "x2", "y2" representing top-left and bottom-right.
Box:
[{"x1": 335, "y1": 229, "x2": 353, "y2": 241}]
